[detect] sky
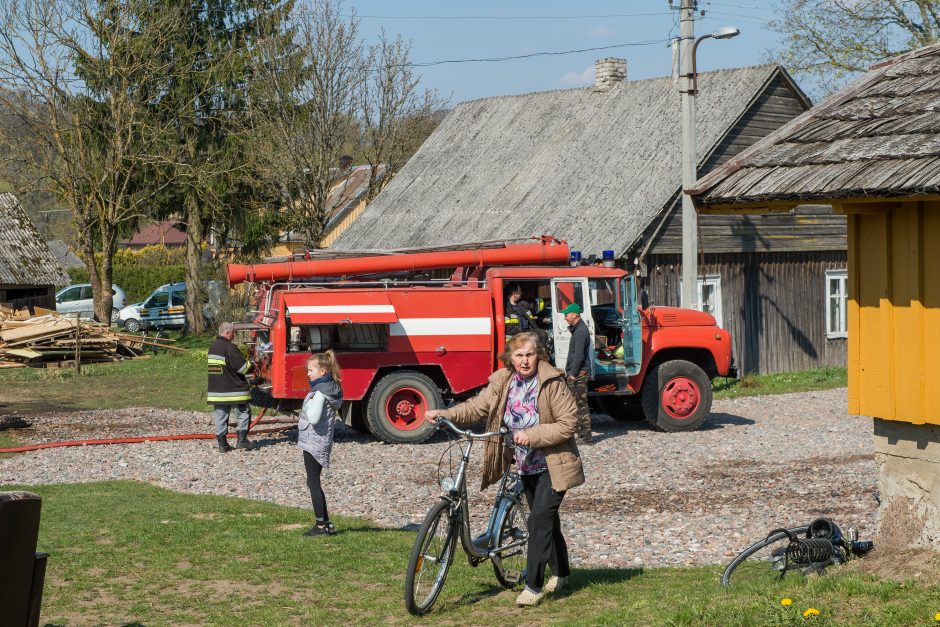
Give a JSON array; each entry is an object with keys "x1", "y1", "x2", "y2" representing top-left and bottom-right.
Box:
[{"x1": 345, "y1": 0, "x2": 788, "y2": 105}]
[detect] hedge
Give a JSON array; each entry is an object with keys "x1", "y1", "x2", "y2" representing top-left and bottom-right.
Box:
[{"x1": 67, "y1": 265, "x2": 187, "y2": 303}]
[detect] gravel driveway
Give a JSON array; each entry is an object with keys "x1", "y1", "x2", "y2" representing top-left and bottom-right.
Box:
[{"x1": 0, "y1": 387, "x2": 877, "y2": 568}]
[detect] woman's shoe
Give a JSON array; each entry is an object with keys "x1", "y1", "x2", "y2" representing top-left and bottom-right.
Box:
[
  {"x1": 515, "y1": 586, "x2": 544, "y2": 606},
  {"x1": 543, "y1": 575, "x2": 567, "y2": 594}
]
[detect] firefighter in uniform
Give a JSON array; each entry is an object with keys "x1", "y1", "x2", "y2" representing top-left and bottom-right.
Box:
[
  {"x1": 208, "y1": 322, "x2": 255, "y2": 452},
  {"x1": 561, "y1": 303, "x2": 593, "y2": 444},
  {"x1": 505, "y1": 283, "x2": 548, "y2": 343}
]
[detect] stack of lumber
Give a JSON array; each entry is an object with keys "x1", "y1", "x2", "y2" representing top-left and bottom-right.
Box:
[
  {"x1": 0, "y1": 312, "x2": 179, "y2": 368},
  {"x1": 0, "y1": 303, "x2": 33, "y2": 322}
]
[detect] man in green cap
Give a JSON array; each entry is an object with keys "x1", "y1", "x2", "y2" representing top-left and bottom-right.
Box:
[{"x1": 561, "y1": 303, "x2": 593, "y2": 443}]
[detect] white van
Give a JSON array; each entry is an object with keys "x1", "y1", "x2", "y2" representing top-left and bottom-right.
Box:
[
  {"x1": 55, "y1": 283, "x2": 127, "y2": 321},
  {"x1": 138, "y1": 281, "x2": 222, "y2": 331}
]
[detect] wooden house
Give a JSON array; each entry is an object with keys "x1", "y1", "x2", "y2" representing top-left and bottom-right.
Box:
[
  {"x1": 119, "y1": 220, "x2": 187, "y2": 248},
  {"x1": 688, "y1": 44, "x2": 940, "y2": 549},
  {"x1": 333, "y1": 60, "x2": 845, "y2": 374},
  {"x1": 0, "y1": 193, "x2": 70, "y2": 310},
  {"x1": 272, "y1": 164, "x2": 388, "y2": 257}
]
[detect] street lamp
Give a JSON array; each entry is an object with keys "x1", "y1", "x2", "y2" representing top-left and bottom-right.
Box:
[{"x1": 679, "y1": 19, "x2": 740, "y2": 310}]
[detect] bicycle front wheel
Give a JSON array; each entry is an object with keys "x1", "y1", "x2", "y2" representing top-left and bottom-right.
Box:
[
  {"x1": 721, "y1": 525, "x2": 809, "y2": 588},
  {"x1": 404, "y1": 499, "x2": 459, "y2": 615},
  {"x1": 492, "y1": 494, "x2": 529, "y2": 589}
]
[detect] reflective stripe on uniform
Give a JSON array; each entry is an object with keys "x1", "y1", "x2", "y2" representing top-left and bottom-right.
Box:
[
  {"x1": 237, "y1": 361, "x2": 252, "y2": 375},
  {"x1": 208, "y1": 354, "x2": 226, "y2": 364},
  {"x1": 207, "y1": 392, "x2": 251, "y2": 402}
]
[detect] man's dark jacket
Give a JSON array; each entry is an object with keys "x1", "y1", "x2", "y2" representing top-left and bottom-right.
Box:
[
  {"x1": 565, "y1": 318, "x2": 591, "y2": 377},
  {"x1": 207, "y1": 335, "x2": 252, "y2": 404}
]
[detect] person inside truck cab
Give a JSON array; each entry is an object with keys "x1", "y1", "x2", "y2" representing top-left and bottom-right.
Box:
[{"x1": 505, "y1": 283, "x2": 548, "y2": 344}]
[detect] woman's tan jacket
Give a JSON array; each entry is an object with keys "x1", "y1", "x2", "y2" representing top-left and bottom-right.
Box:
[{"x1": 441, "y1": 359, "x2": 585, "y2": 492}]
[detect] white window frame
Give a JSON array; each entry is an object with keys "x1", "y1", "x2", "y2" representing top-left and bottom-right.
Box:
[
  {"x1": 697, "y1": 274, "x2": 722, "y2": 328},
  {"x1": 825, "y1": 269, "x2": 848, "y2": 339}
]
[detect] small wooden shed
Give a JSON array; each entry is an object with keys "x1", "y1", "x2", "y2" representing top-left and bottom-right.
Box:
[
  {"x1": 688, "y1": 44, "x2": 940, "y2": 548},
  {"x1": 0, "y1": 193, "x2": 70, "y2": 311}
]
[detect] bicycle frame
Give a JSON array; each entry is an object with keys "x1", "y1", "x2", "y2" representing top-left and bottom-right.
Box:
[
  {"x1": 404, "y1": 418, "x2": 530, "y2": 615},
  {"x1": 436, "y1": 420, "x2": 528, "y2": 563}
]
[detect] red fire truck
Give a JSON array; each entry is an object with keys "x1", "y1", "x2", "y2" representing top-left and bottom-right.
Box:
[{"x1": 227, "y1": 237, "x2": 736, "y2": 444}]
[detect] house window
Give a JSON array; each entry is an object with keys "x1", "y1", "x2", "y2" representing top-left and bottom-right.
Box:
[
  {"x1": 826, "y1": 269, "x2": 848, "y2": 339},
  {"x1": 698, "y1": 275, "x2": 722, "y2": 328}
]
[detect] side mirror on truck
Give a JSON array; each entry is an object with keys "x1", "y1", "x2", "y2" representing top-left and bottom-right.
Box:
[{"x1": 639, "y1": 289, "x2": 651, "y2": 311}]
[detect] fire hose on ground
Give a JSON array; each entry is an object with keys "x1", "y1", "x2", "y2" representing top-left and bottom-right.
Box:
[{"x1": 0, "y1": 407, "x2": 297, "y2": 454}]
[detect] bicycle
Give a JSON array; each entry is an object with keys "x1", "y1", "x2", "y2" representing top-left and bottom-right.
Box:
[
  {"x1": 404, "y1": 418, "x2": 530, "y2": 616},
  {"x1": 142, "y1": 329, "x2": 169, "y2": 355},
  {"x1": 721, "y1": 517, "x2": 874, "y2": 588}
]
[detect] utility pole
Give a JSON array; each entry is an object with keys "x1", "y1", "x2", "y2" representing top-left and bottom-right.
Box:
[{"x1": 679, "y1": 0, "x2": 699, "y2": 310}]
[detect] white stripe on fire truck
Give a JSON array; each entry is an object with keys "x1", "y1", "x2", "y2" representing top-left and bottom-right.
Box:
[
  {"x1": 390, "y1": 318, "x2": 491, "y2": 336},
  {"x1": 287, "y1": 305, "x2": 395, "y2": 314}
]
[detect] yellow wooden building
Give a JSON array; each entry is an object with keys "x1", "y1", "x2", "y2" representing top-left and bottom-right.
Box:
[
  {"x1": 689, "y1": 43, "x2": 940, "y2": 548},
  {"x1": 270, "y1": 164, "x2": 387, "y2": 256}
]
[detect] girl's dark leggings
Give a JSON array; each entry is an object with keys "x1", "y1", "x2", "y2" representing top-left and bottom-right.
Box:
[{"x1": 303, "y1": 451, "x2": 329, "y2": 522}]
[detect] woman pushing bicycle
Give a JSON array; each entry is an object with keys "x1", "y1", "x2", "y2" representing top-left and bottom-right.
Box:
[{"x1": 425, "y1": 331, "x2": 585, "y2": 607}]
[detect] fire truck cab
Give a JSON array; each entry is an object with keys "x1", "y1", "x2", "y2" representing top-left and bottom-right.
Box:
[{"x1": 229, "y1": 238, "x2": 735, "y2": 444}]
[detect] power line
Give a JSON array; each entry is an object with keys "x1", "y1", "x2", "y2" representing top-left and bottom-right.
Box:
[
  {"x1": 703, "y1": 2, "x2": 773, "y2": 12},
  {"x1": 401, "y1": 39, "x2": 669, "y2": 68},
  {"x1": 348, "y1": 12, "x2": 672, "y2": 21},
  {"x1": 701, "y1": 11, "x2": 769, "y2": 25}
]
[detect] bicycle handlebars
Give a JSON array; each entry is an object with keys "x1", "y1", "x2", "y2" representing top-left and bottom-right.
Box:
[{"x1": 434, "y1": 417, "x2": 508, "y2": 440}]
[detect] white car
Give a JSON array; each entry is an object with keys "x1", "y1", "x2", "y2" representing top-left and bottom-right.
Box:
[
  {"x1": 55, "y1": 283, "x2": 127, "y2": 321},
  {"x1": 118, "y1": 302, "x2": 145, "y2": 333}
]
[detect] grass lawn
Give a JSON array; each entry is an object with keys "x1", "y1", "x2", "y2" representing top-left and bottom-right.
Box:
[
  {"x1": 6, "y1": 481, "x2": 935, "y2": 626},
  {"x1": 713, "y1": 367, "x2": 846, "y2": 399},
  {"x1": 0, "y1": 332, "x2": 213, "y2": 414}
]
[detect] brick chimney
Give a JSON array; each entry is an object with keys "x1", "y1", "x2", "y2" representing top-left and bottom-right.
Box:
[{"x1": 594, "y1": 57, "x2": 627, "y2": 92}]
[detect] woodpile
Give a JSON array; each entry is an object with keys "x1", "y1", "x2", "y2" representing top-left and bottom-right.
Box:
[{"x1": 0, "y1": 307, "x2": 180, "y2": 368}]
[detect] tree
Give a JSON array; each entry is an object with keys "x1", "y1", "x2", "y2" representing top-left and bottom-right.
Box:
[
  {"x1": 250, "y1": 0, "x2": 362, "y2": 249},
  {"x1": 142, "y1": 0, "x2": 295, "y2": 333},
  {"x1": 358, "y1": 31, "x2": 446, "y2": 203},
  {"x1": 0, "y1": 0, "x2": 188, "y2": 322},
  {"x1": 771, "y1": 0, "x2": 940, "y2": 90},
  {"x1": 250, "y1": 0, "x2": 447, "y2": 249}
]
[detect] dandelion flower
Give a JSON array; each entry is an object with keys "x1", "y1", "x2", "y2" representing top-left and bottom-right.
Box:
[
  {"x1": 803, "y1": 608, "x2": 820, "y2": 617},
  {"x1": 781, "y1": 598, "x2": 793, "y2": 606},
  {"x1": 935, "y1": 612, "x2": 940, "y2": 622}
]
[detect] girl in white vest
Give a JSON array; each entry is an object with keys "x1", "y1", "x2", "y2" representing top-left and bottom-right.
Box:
[{"x1": 298, "y1": 351, "x2": 343, "y2": 536}]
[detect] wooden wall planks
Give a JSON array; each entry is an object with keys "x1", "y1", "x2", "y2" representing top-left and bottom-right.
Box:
[{"x1": 643, "y1": 250, "x2": 847, "y2": 375}]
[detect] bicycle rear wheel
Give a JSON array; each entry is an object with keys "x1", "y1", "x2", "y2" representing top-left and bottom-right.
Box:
[
  {"x1": 405, "y1": 499, "x2": 458, "y2": 615},
  {"x1": 721, "y1": 525, "x2": 809, "y2": 588},
  {"x1": 492, "y1": 494, "x2": 529, "y2": 588}
]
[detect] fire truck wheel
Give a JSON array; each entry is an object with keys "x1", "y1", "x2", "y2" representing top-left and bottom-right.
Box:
[
  {"x1": 597, "y1": 396, "x2": 645, "y2": 422},
  {"x1": 366, "y1": 371, "x2": 443, "y2": 444},
  {"x1": 641, "y1": 359, "x2": 712, "y2": 432}
]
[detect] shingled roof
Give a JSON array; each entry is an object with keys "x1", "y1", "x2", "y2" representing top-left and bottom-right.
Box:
[
  {"x1": 689, "y1": 43, "x2": 940, "y2": 208},
  {"x1": 333, "y1": 64, "x2": 803, "y2": 255},
  {"x1": 0, "y1": 193, "x2": 70, "y2": 287}
]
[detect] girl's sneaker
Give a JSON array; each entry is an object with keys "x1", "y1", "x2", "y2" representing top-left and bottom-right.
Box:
[{"x1": 303, "y1": 521, "x2": 337, "y2": 536}]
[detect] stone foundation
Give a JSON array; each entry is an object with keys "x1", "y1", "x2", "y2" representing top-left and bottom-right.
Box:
[{"x1": 873, "y1": 418, "x2": 940, "y2": 549}]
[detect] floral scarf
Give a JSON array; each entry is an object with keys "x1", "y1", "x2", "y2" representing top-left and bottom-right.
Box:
[{"x1": 503, "y1": 372, "x2": 546, "y2": 475}]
